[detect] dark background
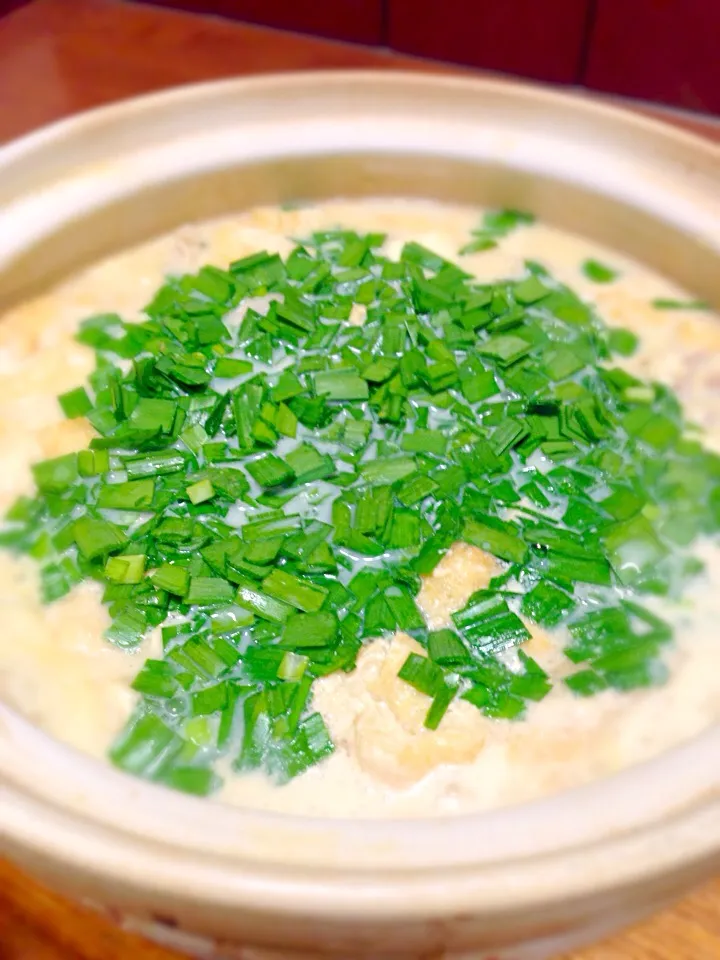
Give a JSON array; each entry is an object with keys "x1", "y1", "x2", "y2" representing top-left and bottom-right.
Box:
[
  {"x1": 137, "y1": 0, "x2": 720, "y2": 115},
  {"x1": 0, "y1": 0, "x2": 717, "y2": 115}
]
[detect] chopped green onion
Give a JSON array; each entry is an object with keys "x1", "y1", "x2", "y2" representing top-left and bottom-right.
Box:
[
  {"x1": 282, "y1": 611, "x2": 338, "y2": 649},
  {"x1": 360, "y1": 457, "x2": 416, "y2": 485},
  {"x1": 97, "y1": 479, "x2": 154, "y2": 510},
  {"x1": 247, "y1": 454, "x2": 294, "y2": 489},
  {"x1": 462, "y1": 517, "x2": 527, "y2": 564},
  {"x1": 131, "y1": 660, "x2": 178, "y2": 698},
  {"x1": 32, "y1": 454, "x2": 78, "y2": 493},
  {"x1": 214, "y1": 357, "x2": 253, "y2": 378},
  {"x1": 124, "y1": 451, "x2": 187, "y2": 479},
  {"x1": 452, "y1": 590, "x2": 530, "y2": 654},
  {"x1": 186, "y1": 577, "x2": 236, "y2": 606},
  {"x1": 398, "y1": 653, "x2": 445, "y2": 697},
  {"x1": 428, "y1": 629, "x2": 470, "y2": 665},
  {"x1": 581, "y1": 260, "x2": 618, "y2": 283},
  {"x1": 651, "y1": 298, "x2": 709, "y2": 311},
  {"x1": 313, "y1": 369, "x2": 369, "y2": 401},
  {"x1": 186, "y1": 478, "x2": 215, "y2": 505},
  {"x1": 73, "y1": 516, "x2": 127, "y2": 561},
  {"x1": 104, "y1": 554, "x2": 146, "y2": 584},
  {"x1": 521, "y1": 580, "x2": 574, "y2": 627},
  {"x1": 59, "y1": 386, "x2": 93, "y2": 419},
  {"x1": 262, "y1": 569, "x2": 328, "y2": 613},
  {"x1": 150, "y1": 563, "x2": 190, "y2": 596}
]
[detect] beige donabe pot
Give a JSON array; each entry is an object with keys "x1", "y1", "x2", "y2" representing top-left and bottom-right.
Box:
[{"x1": 0, "y1": 72, "x2": 718, "y2": 960}]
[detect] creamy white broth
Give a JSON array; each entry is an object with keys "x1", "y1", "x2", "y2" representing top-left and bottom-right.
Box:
[{"x1": 1, "y1": 199, "x2": 719, "y2": 818}]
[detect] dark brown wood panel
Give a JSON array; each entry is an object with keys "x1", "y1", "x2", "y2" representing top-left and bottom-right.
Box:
[
  {"x1": 136, "y1": 0, "x2": 383, "y2": 45},
  {"x1": 584, "y1": 0, "x2": 720, "y2": 115},
  {"x1": 0, "y1": 0, "x2": 31, "y2": 15},
  {"x1": 0, "y1": 0, "x2": 438, "y2": 144},
  {"x1": 389, "y1": 0, "x2": 592, "y2": 84}
]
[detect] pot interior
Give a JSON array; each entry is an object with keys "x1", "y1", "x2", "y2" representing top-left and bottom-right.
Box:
[
  {"x1": 0, "y1": 73, "x2": 718, "y2": 892},
  {"x1": 1, "y1": 152, "x2": 718, "y2": 312}
]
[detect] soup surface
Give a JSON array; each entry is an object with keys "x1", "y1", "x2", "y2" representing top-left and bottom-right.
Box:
[{"x1": 1, "y1": 199, "x2": 719, "y2": 818}]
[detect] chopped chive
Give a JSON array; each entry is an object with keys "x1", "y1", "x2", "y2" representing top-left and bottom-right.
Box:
[
  {"x1": 651, "y1": 298, "x2": 709, "y2": 311},
  {"x1": 428, "y1": 628, "x2": 470, "y2": 665},
  {"x1": 207, "y1": 466, "x2": 249, "y2": 501},
  {"x1": 400, "y1": 429, "x2": 447, "y2": 456},
  {"x1": 398, "y1": 653, "x2": 445, "y2": 697},
  {"x1": 97, "y1": 479, "x2": 154, "y2": 510},
  {"x1": 281, "y1": 610, "x2": 338, "y2": 649},
  {"x1": 565, "y1": 669, "x2": 608, "y2": 697},
  {"x1": 362, "y1": 592, "x2": 396, "y2": 637},
  {"x1": 278, "y1": 651, "x2": 309, "y2": 681},
  {"x1": 607, "y1": 328, "x2": 638, "y2": 356},
  {"x1": 581, "y1": 260, "x2": 618, "y2": 283},
  {"x1": 214, "y1": 357, "x2": 253, "y2": 378},
  {"x1": 384, "y1": 585, "x2": 424, "y2": 632},
  {"x1": 360, "y1": 457, "x2": 416, "y2": 484},
  {"x1": 521, "y1": 581, "x2": 574, "y2": 627},
  {"x1": 275, "y1": 402, "x2": 298, "y2": 438},
  {"x1": 186, "y1": 577, "x2": 236, "y2": 606},
  {"x1": 285, "y1": 443, "x2": 334, "y2": 485},
  {"x1": 452, "y1": 590, "x2": 530, "y2": 654},
  {"x1": 124, "y1": 451, "x2": 187, "y2": 479},
  {"x1": 247, "y1": 454, "x2": 294, "y2": 489},
  {"x1": 104, "y1": 554, "x2": 145, "y2": 584},
  {"x1": 235, "y1": 579, "x2": 294, "y2": 622},
  {"x1": 32, "y1": 454, "x2": 78, "y2": 493},
  {"x1": 105, "y1": 606, "x2": 148, "y2": 648},
  {"x1": 73, "y1": 516, "x2": 127, "y2": 561},
  {"x1": 186, "y1": 478, "x2": 215, "y2": 505},
  {"x1": 313, "y1": 369, "x2": 369, "y2": 401},
  {"x1": 459, "y1": 209, "x2": 534, "y2": 255},
  {"x1": 59, "y1": 386, "x2": 93, "y2": 419},
  {"x1": 396, "y1": 473, "x2": 438, "y2": 507},
  {"x1": 158, "y1": 766, "x2": 219, "y2": 797},
  {"x1": 150, "y1": 563, "x2": 190, "y2": 596},
  {"x1": 424, "y1": 682, "x2": 456, "y2": 730},
  {"x1": 191, "y1": 681, "x2": 228, "y2": 716},
  {"x1": 77, "y1": 449, "x2": 109, "y2": 478},
  {"x1": 131, "y1": 660, "x2": 178, "y2": 699},
  {"x1": 478, "y1": 334, "x2": 532, "y2": 366},
  {"x1": 262, "y1": 569, "x2": 328, "y2": 613},
  {"x1": 514, "y1": 275, "x2": 551, "y2": 304},
  {"x1": 462, "y1": 517, "x2": 527, "y2": 564},
  {"x1": 110, "y1": 712, "x2": 177, "y2": 775}
]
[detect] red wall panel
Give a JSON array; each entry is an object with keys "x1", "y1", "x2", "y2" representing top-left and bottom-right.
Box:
[
  {"x1": 388, "y1": 0, "x2": 592, "y2": 85},
  {"x1": 584, "y1": 0, "x2": 720, "y2": 115},
  {"x1": 138, "y1": 0, "x2": 383, "y2": 46},
  {"x1": 0, "y1": 0, "x2": 31, "y2": 15}
]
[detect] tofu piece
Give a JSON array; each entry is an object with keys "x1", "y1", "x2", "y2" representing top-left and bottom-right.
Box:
[{"x1": 313, "y1": 545, "x2": 502, "y2": 788}]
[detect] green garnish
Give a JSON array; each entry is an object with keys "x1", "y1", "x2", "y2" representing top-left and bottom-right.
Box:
[
  {"x1": 581, "y1": 260, "x2": 618, "y2": 284},
  {"x1": 2, "y1": 221, "x2": 717, "y2": 798},
  {"x1": 651, "y1": 298, "x2": 710, "y2": 311},
  {"x1": 59, "y1": 386, "x2": 93, "y2": 419},
  {"x1": 452, "y1": 590, "x2": 531, "y2": 655},
  {"x1": 606, "y1": 328, "x2": 638, "y2": 357},
  {"x1": 460, "y1": 209, "x2": 535, "y2": 255}
]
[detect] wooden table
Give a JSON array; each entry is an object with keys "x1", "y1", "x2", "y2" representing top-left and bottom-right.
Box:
[{"x1": 0, "y1": 2, "x2": 718, "y2": 958}]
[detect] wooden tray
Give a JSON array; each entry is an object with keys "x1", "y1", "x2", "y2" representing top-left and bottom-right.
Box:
[{"x1": 2, "y1": 859, "x2": 719, "y2": 959}]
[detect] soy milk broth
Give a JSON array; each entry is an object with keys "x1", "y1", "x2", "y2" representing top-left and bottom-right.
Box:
[{"x1": 1, "y1": 199, "x2": 718, "y2": 818}]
